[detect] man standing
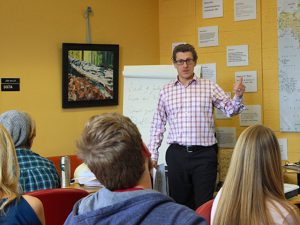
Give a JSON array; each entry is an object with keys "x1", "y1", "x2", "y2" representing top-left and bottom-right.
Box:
[{"x1": 149, "y1": 43, "x2": 245, "y2": 209}]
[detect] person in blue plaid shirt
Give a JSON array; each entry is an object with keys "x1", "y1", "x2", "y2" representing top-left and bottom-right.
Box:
[{"x1": 0, "y1": 110, "x2": 60, "y2": 193}]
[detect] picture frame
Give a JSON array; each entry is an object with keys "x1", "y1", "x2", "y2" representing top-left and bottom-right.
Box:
[{"x1": 62, "y1": 43, "x2": 119, "y2": 108}]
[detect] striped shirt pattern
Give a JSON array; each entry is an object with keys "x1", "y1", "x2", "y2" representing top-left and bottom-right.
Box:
[
  {"x1": 149, "y1": 76, "x2": 245, "y2": 161},
  {"x1": 16, "y1": 148, "x2": 60, "y2": 193}
]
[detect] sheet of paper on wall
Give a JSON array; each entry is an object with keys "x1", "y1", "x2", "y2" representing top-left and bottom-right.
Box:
[
  {"x1": 234, "y1": 0, "x2": 256, "y2": 21},
  {"x1": 198, "y1": 26, "x2": 219, "y2": 47},
  {"x1": 227, "y1": 45, "x2": 248, "y2": 67},
  {"x1": 200, "y1": 63, "x2": 216, "y2": 82},
  {"x1": 215, "y1": 127, "x2": 236, "y2": 148},
  {"x1": 239, "y1": 105, "x2": 261, "y2": 126},
  {"x1": 152, "y1": 164, "x2": 168, "y2": 196},
  {"x1": 202, "y1": 0, "x2": 223, "y2": 19},
  {"x1": 278, "y1": 138, "x2": 288, "y2": 161},
  {"x1": 235, "y1": 71, "x2": 257, "y2": 92}
]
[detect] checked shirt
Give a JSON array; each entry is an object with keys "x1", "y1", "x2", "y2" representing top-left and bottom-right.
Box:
[{"x1": 16, "y1": 148, "x2": 60, "y2": 192}]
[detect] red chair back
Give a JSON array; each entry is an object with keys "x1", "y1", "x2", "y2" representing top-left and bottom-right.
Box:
[
  {"x1": 195, "y1": 199, "x2": 214, "y2": 225},
  {"x1": 47, "y1": 155, "x2": 83, "y2": 178},
  {"x1": 27, "y1": 188, "x2": 89, "y2": 225}
]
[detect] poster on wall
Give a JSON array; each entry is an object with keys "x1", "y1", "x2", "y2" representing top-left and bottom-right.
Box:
[{"x1": 278, "y1": 0, "x2": 300, "y2": 131}]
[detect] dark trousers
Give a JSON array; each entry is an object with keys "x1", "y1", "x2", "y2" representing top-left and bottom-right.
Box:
[{"x1": 166, "y1": 144, "x2": 218, "y2": 209}]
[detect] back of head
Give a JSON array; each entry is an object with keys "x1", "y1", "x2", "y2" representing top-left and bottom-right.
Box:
[
  {"x1": 172, "y1": 43, "x2": 198, "y2": 62},
  {"x1": 0, "y1": 125, "x2": 20, "y2": 211},
  {"x1": 213, "y1": 125, "x2": 300, "y2": 225},
  {"x1": 0, "y1": 110, "x2": 35, "y2": 148},
  {"x1": 77, "y1": 113, "x2": 145, "y2": 190},
  {"x1": 232, "y1": 124, "x2": 283, "y2": 196}
]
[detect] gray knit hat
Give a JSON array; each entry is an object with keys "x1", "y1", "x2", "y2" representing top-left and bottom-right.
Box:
[{"x1": 0, "y1": 110, "x2": 31, "y2": 148}]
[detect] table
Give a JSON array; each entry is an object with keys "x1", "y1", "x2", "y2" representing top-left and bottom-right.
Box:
[
  {"x1": 283, "y1": 167, "x2": 300, "y2": 187},
  {"x1": 288, "y1": 194, "x2": 300, "y2": 206}
]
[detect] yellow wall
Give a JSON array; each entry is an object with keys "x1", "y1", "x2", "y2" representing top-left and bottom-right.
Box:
[
  {"x1": 0, "y1": 0, "x2": 159, "y2": 156},
  {"x1": 159, "y1": 0, "x2": 300, "y2": 181}
]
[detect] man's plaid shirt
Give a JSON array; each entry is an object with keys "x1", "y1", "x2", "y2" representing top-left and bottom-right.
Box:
[
  {"x1": 16, "y1": 148, "x2": 60, "y2": 192},
  {"x1": 149, "y1": 77, "x2": 245, "y2": 161}
]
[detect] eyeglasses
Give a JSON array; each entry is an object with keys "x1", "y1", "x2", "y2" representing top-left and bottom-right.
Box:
[{"x1": 174, "y1": 58, "x2": 195, "y2": 65}]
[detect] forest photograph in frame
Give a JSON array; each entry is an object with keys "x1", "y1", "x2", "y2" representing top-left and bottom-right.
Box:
[{"x1": 62, "y1": 43, "x2": 119, "y2": 108}]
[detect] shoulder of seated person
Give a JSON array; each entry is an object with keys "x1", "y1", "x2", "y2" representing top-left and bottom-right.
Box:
[
  {"x1": 23, "y1": 195, "x2": 43, "y2": 208},
  {"x1": 23, "y1": 195, "x2": 45, "y2": 224}
]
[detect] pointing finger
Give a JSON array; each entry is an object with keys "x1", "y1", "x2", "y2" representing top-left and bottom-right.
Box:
[{"x1": 239, "y1": 76, "x2": 243, "y2": 84}]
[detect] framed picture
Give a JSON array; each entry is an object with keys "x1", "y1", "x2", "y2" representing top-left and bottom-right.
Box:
[{"x1": 62, "y1": 43, "x2": 119, "y2": 108}]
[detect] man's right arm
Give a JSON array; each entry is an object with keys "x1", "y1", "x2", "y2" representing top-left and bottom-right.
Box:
[{"x1": 148, "y1": 91, "x2": 167, "y2": 164}]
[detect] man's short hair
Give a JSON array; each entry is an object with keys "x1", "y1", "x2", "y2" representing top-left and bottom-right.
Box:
[
  {"x1": 172, "y1": 43, "x2": 198, "y2": 63},
  {"x1": 77, "y1": 113, "x2": 145, "y2": 190}
]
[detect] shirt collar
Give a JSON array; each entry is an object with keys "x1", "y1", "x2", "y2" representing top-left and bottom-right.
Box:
[{"x1": 174, "y1": 74, "x2": 199, "y2": 86}]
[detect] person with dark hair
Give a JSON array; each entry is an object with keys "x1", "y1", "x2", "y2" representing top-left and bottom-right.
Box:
[
  {"x1": 0, "y1": 110, "x2": 60, "y2": 192},
  {"x1": 149, "y1": 43, "x2": 245, "y2": 209},
  {"x1": 211, "y1": 125, "x2": 300, "y2": 225},
  {"x1": 64, "y1": 113, "x2": 207, "y2": 225}
]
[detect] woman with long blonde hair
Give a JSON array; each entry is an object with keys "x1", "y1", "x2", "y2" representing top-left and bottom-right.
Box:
[
  {"x1": 211, "y1": 125, "x2": 300, "y2": 225},
  {"x1": 0, "y1": 125, "x2": 45, "y2": 224}
]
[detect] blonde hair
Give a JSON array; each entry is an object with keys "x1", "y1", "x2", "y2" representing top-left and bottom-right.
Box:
[
  {"x1": 0, "y1": 125, "x2": 20, "y2": 212},
  {"x1": 213, "y1": 125, "x2": 300, "y2": 225}
]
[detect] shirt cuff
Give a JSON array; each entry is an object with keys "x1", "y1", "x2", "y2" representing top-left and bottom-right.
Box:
[{"x1": 233, "y1": 95, "x2": 243, "y2": 102}]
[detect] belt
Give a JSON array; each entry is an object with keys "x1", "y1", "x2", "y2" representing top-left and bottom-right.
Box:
[{"x1": 173, "y1": 144, "x2": 209, "y2": 153}]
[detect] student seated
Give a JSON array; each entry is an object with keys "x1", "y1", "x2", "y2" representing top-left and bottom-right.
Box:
[
  {"x1": 0, "y1": 125, "x2": 45, "y2": 225},
  {"x1": 65, "y1": 113, "x2": 207, "y2": 225},
  {"x1": 0, "y1": 110, "x2": 60, "y2": 192},
  {"x1": 211, "y1": 125, "x2": 300, "y2": 225}
]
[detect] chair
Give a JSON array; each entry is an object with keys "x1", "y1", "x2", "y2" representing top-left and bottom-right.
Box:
[
  {"x1": 27, "y1": 188, "x2": 89, "y2": 225},
  {"x1": 195, "y1": 199, "x2": 214, "y2": 225},
  {"x1": 47, "y1": 155, "x2": 83, "y2": 178}
]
